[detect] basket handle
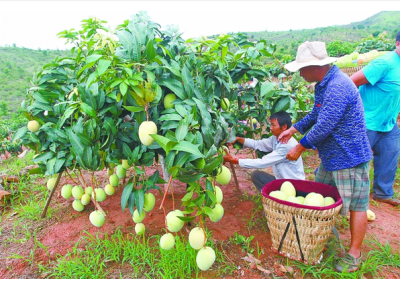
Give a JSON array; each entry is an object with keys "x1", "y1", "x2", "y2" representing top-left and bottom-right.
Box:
[
  {"x1": 292, "y1": 216, "x2": 304, "y2": 262},
  {"x1": 277, "y1": 216, "x2": 304, "y2": 262}
]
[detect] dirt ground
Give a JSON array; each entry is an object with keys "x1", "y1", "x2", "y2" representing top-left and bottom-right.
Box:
[{"x1": 0, "y1": 148, "x2": 399, "y2": 279}]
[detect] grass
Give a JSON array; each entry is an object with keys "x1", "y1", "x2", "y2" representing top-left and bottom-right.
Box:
[
  {"x1": 0, "y1": 151, "x2": 56, "y2": 222},
  {"x1": 38, "y1": 228, "x2": 234, "y2": 279},
  {"x1": 289, "y1": 235, "x2": 400, "y2": 279}
]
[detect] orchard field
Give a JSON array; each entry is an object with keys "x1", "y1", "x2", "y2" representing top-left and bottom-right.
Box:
[
  {"x1": 0, "y1": 13, "x2": 399, "y2": 279},
  {"x1": 0, "y1": 148, "x2": 399, "y2": 278}
]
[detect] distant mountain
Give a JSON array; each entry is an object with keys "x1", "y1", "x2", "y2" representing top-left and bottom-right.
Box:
[
  {"x1": 0, "y1": 47, "x2": 70, "y2": 111},
  {"x1": 230, "y1": 11, "x2": 400, "y2": 57}
]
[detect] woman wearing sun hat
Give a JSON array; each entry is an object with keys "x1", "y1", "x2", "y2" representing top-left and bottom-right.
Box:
[{"x1": 278, "y1": 41, "x2": 372, "y2": 273}]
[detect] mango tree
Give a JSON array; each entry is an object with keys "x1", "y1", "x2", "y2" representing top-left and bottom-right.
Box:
[{"x1": 14, "y1": 12, "x2": 295, "y2": 270}]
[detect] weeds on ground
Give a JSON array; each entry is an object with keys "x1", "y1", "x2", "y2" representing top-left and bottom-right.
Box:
[
  {"x1": 7, "y1": 231, "x2": 49, "y2": 266},
  {"x1": 0, "y1": 151, "x2": 55, "y2": 223},
  {"x1": 335, "y1": 215, "x2": 350, "y2": 231},
  {"x1": 290, "y1": 235, "x2": 400, "y2": 278},
  {"x1": 245, "y1": 195, "x2": 269, "y2": 235},
  {"x1": 229, "y1": 232, "x2": 254, "y2": 254},
  {"x1": 38, "y1": 229, "x2": 233, "y2": 279}
]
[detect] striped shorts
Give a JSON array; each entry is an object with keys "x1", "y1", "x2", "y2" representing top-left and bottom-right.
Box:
[{"x1": 315, "y1": 162, "x2": 370, "y2": 215}]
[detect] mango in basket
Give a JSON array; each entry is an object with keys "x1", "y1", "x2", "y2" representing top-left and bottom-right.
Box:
[
  {"x1": 269, "y1": 190, "x2": 288, "y2": 201},
  {"x1": 286, "y1": 196, "x2": 302, "y2": 204},
  {"x1": 280, "y1": 181, "x2": 296, "y2": 197},
  {"x1": 305, "y1": 192, "x2": 316, "y2": 201},
  {"x1": 324, "y1": 196, "x2": 336, "y2": 206},
  {"x1": 312, "y1": 193, "x2": 325, "y2": 206},
  {"x1": 296, "y1": 196, "x2": 305, "y2": 204},
  {"x1": 304, "y1": 197, "x2": 322, "y2": 207}
]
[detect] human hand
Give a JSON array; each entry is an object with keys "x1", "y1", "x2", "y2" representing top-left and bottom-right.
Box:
[
  {"x1": 286, "y1": 144, "x2": 306, "y2": 161},
  {"x1": 223, "y1": 151, "x2": 238, "y2": 164},
  {"x1": 278, "y1": 126, "x2": 297, "y2": 144},
  {"x1": 227, "y1": 136, "x2": 244, "y2": 146}
]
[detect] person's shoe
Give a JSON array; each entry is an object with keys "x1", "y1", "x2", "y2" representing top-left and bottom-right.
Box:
[
  {"x1": 335, "y1": 253, "x2": 362, "y2": 273},
  {"x1": 373, "y1": 197, "x2": 400, "y2": 206}
]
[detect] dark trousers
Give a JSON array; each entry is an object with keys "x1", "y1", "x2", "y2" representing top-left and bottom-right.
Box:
[{"x1": 251, "y1": 170, "x2": 276, "y2": 192}]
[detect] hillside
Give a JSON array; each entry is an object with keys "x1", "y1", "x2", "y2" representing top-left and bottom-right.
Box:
[
  {"x1": 237, "y1": 11, "x2": 400, "y2": 57},
  {"x1": 0, "y1": 47, "x2": 70, "y2": 111}
]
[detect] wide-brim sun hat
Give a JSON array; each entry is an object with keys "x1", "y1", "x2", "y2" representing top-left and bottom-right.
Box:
[{"x1": 284, "y1": 41, "x2": 338, "y2": 72}]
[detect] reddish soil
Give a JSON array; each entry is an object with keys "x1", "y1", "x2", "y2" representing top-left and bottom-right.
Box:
[{"x1": 0, "y1": 148, "x2": 399, "y2": 278}]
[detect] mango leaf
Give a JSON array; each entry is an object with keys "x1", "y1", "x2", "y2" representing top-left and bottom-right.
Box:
[
  {"x1": 181, "y1": 65, "x2": 194, "y2": 98},
  {"x1": 128, "y1": 23, "x2": 144, "y2": 62},
  {"x1": 135, "y1": 188, "x2": 145, "y2": 216},
  {"x1": 122, "y1": 143, "x2": 132, "y2": 159},
  {"x1": 32, "y1": 151, "x2": 54, "y2": 163},
  {"x1": 121, "y1": 182, "x2": 134, "y2": 211},
  {"x1": 174, "y1": 151, "x2": 191, "y2": 167},
  {"x1": 68, "y1": 131, "x2": 85, "y2": 156},
  {"x1": 150, "y1": 134, "x2": 170, "y2": 152},
  {"x1": 96, "y1": 59, "x2": 112, "y2": 76},
  {"x1": 46, "y1": 157, "x2": 57, "y2": 176},
  {"x1": 202, "y1": 155, "x2": 223, "y2": 175},
  {"x1": 172, "y1": 141, "x2": 203, "y2": 158},
  {"x1": 128, "y1": 192, "x2": 135, "y2": 216},
  {"x1": 86, "y1": 54, "x2": 103, "y2": 64},
  {"x1": 158, "y1": 78, "x2": 187, "y2": 100},
  {"x1": 176, "y1": 216, "x2": 196, "y2": 222},
  {"x1": 271, "y1": 96, "x2": 290, "y2": 113},
  {"x1": 110, "y1": 79, "x2": 123, "y2": 89},
  {"x1": 158, "y1": 114, "x2": 182, "y2": 121},
  {"x1": 80, "y1": 103, "x2": 97, "y2": 118},
  {"x1": 117, "y1": 30, "x2": 134, "y2": 57},
  {"x1": 120, "y1": 82, "x2": 128, "y2": 96},
  {"x1": 123, "y1": 105, "x2": 144, "y2": 112},
  {"x1": 181, "y1": 190, "x2": 194, "y2": 202},
  {"x1": 77, "y1": 133, "x2": 95, "y2": 146},
  {"x1": 260, "y1": 82, "x2": 276, "y2": 98},
  {"x1": 32, "y1": 92, "x2": 49, "y2": 104},
  {"x1": 12, "y1": 127, "x2": 28, "y2": 142},
  {"x1": 146, "y1": 40, "x2": 156, "y2": 61},
  {"x1": 193, "y1": 98, "x2": 212, "y2": 128},
  {"x1": 175, "y1": 119, "x2": 188, "y2": 141},
  {"x1": 54, "y1": 158, "x2": 66, "y2": 174},
  {"x1": 176, "y1": 173, "x2": 205, "y2": 183}
]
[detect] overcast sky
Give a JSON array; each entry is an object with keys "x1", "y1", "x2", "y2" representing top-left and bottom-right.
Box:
[{"x1": 1, "y1": 1, "x2": 399, "y2": 50}]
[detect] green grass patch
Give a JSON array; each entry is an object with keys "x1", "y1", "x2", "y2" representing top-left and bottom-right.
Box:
[
  {"x1": 0, "y1": 151, "x2": 55, "y2": 222},
  {"x1": 289, "y1": 235, "x2": 400, "y2": 279},
  {"x1": 39, "y1": 229, "x2": 233, "y2": 279}
]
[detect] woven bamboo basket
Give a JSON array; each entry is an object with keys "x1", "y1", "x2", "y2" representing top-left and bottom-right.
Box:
[
  {"x1": 261, "y1": 179, "x2": 343, "y2": 264},
  {"x1": 339, "y1": 65, "x2": 364, "y2": 77}
]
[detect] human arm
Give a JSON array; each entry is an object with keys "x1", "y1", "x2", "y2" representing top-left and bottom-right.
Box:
[
  {"x1": 350, "y1": 70, "x2": 370, "y2": 87},
  {"x1": 286, "y1": 143, "x2": 307, "y2": 161},
  {"x1": 351, "y1": 55, "x2": 389, "y2": 87},
  {"x1": 241, "y1": 138, "x2": 274, "y2": 152},
  {"x1": 238, "y1": 145, "x2": 290, "y2": 169}
]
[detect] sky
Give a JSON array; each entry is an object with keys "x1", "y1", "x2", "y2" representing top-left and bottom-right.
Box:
[{"x1": 0, "y1": 1, "x2": 399, "y2": 50}]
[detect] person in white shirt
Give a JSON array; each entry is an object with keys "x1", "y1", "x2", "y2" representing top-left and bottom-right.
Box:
[{"x1": 223, "y1": 111, "x2": 305, "y2": 192}]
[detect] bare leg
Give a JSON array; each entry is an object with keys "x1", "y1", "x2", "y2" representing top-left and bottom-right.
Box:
[{"x1": 348, "y1": 210, "x2": 367, "y2": 258}]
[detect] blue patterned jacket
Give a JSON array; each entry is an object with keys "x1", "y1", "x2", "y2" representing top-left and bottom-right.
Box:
[{"x1": 295, "y1": 66, "x2": 372, "y2": 171}]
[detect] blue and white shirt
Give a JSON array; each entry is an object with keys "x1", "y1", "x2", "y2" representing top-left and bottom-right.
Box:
[
  {"x1": 239, "y1": 136, "x2": 305, "y2": 180},
  {"x1": 295, "y1": 65, "x2": 372, "y2": 171}
]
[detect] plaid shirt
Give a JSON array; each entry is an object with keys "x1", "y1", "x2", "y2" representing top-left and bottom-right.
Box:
[{"x1": 295, "y1": 66, "x2": 372, "y2": 171}]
